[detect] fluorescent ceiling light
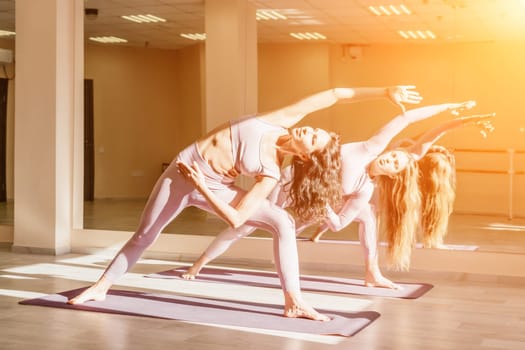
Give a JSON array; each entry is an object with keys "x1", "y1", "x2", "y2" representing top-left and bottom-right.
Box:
[
  {"x1": 398, "y1": 30, "x2": 436, "y2": 40},
  {"x1": 256, "y1": 9, "x2": 287, "y2": 20},
  {"x1": 290, "y1": 32, "x2": 326, "y2": 40},
  {"x1": 369, "y1": 4, "x2": 412, "y2": 16},
  {"x1": 122, "y1": 14, "x2": 166, "y2": 23},
  {"x1": 0, "y1": 30, "x2": 15, "y2": 37},
  {"x1": 89, "y1": 36, "x2": 128, "y2": 44},
  {"x1": 180, "y1": 33, "x2": 206, "y2": 41}
]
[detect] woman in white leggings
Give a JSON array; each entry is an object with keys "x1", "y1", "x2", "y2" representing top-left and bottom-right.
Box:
[{"x1": 68, "y1": 86, "x2": 422, "y2": 321}]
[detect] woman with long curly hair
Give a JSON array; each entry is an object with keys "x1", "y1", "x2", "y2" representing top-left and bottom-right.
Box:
[
  {"x1": 181, "y1": 102, "x2": 493, "y2": 290},
  {"x1": 287, "y1": 138, "x2": 343, "y2": 223},
  {"x1": 68, "y1": 86, "x2": 422, "y2": 321}
]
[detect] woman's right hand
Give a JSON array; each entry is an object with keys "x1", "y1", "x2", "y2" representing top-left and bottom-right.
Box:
[{"x1": 177, "y1": 161, "x2": 206, "y2": 191}]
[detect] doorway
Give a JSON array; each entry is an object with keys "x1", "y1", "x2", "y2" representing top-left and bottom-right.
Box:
[
  {"x1": 84, "y1": 79, "x2": 94, "y2": 201},
  {"x1": 0, "y1": 78, "x2": 8, "y2": 202}
]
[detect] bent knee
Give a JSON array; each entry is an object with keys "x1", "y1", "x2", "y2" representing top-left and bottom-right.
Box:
[{"x1": 269, "y1": 213, "x2": 296, "y2": 237}]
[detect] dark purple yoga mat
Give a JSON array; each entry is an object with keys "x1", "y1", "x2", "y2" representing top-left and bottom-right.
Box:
[
  {"x1": 146, "y1": 267, "x2": 433, "y2": 299},
  {"x1": 19, "y1": 288, "x2": 379, "y2": 337}
]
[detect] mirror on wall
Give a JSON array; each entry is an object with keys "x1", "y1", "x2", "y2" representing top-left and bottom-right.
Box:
[
  {"x1": 82, "y1": 35, "x2": 525, "y2": 256},
  {"x1": 0, "y1": 54, "x2": 15, "y2": 229},
  {"x1": 0, "y1": 2, "x2": 15, "y2": 232},
  {"x1": 80, "y1": 0, "x2": 525, "y2": 255}
]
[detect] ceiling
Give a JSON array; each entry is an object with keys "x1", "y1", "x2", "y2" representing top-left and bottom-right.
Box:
[{"x1": 1, "y1": 0, "x2": 525, "y2": 50}]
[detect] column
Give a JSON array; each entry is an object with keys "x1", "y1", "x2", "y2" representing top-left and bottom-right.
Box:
[
  {"x1": 204, "y1": 0, "x2": 257, "y2": 131},
  {"x1": 12, "y1": 0, "x2": 84, "y2": 255}
]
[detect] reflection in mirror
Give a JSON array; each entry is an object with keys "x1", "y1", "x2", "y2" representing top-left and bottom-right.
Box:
[
  {"x1": 0, "y1": 1, "x2": 16, "y2": 234},
  {"x1": 81, "y1": 1, "x2": 525, "y2": 256},
  {"x1": 0, "y1": 39, "x2": 15, "y2": 228},
  {"x1": 84, "y1": 201, "x2": 228, "y2": 235}
]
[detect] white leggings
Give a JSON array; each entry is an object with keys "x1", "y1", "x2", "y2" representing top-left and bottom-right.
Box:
[
  {"x1": 202, "y1": 186, "x2": 379, "y2": 264},
  {"x1": 200, "y1": 181, "x2": 290, "y2": 265},
  {"x1": 102, "y1": 143, "x2": 300, "y2": 294}
]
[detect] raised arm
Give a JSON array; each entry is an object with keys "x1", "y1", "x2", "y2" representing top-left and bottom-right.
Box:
[
  {"x1": 407, "y1": 113, "x2": 495, "y2": 160},
  {"x1": 365, "y1": 101, "x2": 476, "y2": 156},
  {"x1": 177, "y1": 161, "x2": 278, "y2": 228},
  {"x1": 261, "y1": 86, "x2": 423, "y2": 129}
]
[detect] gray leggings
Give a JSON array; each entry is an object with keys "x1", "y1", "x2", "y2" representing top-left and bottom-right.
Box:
[{"x1": 102, "y1": 143, "x2": 300, "y2": 294}]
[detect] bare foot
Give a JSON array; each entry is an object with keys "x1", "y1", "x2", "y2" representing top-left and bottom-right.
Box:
[
  {"x1": 365, "y1": 274, "x2": 402, "y2": 290},
  {"x1": 284, "y1": 293, "x2": 330, "y2": 321},
  {"x1": 309, "y1": 227, "x2": 326, "y2": 243},
  {"x1": 181, "y1": 265, "x2": 200, "y2": 280},
  {"x1": 309, "y1": 236, "x2": 320, "y2": 243},
  {"x1": 67, "y1": 283, "x2": 109, "y2": 305}
]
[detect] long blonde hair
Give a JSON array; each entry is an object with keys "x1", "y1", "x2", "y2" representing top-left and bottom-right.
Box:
[
  {"x1": 418, "y1": 145, "x2": 456, "y2": 248},
  {"x1": 287, "y1": 132, "x2": 343, "y2": 224},
  {"x1": 376, "y1": 152, "x2": 420, "y2": 271}
]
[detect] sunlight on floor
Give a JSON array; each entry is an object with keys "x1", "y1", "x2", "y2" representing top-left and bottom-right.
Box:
[
  {"x1": 0, "y1": 274, "x2": 36, "y2": 280},
  {"x1": 1, "y1": 253, "x2": 377, "y2": 345},
  {"x1": 3, "y1": 259, "x2": 373, "y2": 311},
  {"x1": 484, "y1": 223, "x2": 525, "y2": 231},
  {"x1": 0, "y1": 288, "x2": 46, "y2": 299}
]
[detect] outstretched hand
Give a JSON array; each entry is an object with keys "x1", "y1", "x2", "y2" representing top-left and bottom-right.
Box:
[
  {"x1": 387, "y1": 85, "x2": 423, "y2": 113},
  {"x1": 177, "y1": 161, "x2": 206, "y2": 190},
  {"x1": 449, "y1": 100, "x2": 477, "y2": 116},
  {"x1": 460, "y1": 112, "x2": 496, "y2": 138}
]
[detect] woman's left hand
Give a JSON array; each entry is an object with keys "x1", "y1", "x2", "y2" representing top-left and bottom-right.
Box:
[
  {"x1": 177, "y1": 161, "x2": 206, "y2": 190},
  {"x1": 459, "y1": 112, "x2": 496, "y2": 138}
]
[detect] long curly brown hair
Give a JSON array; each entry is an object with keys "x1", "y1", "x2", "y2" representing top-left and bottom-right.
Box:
[
  {"x1": 419, "y1": 145, "x2": 456, "y2": 248},
  {"x1": 376, "y1": 152, "x2": 421, "y2": 271},
  {"x1": 286, "y1": 131, "x2": 343, "y2": 224}
]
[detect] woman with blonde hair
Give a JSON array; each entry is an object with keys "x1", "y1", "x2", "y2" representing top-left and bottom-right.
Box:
[
  {"x1": 68, "y1": 85, "x2": 421, "y2": 321},
  {"x1": 360, "y1": 111, "x2": 493, "y2": 271},
  {"x1": 418, "y1": 144, "x2": 456, "y2": 248}
]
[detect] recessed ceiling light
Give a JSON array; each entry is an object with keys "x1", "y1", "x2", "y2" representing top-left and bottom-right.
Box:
[
  {"x1": 121, "y1": 14, "x2": 166, "y2": 23},
  {"x1": 290, "y1": 32, "x2": 327, "y2": 40},
  {"x1": 89, "y1": 36, "x2": 128, "y2": 44},
  {"x1": 256, "y1": 9, "x2": 287, "y2": 20},
  {"x1": 180, "y1": 33, "x2": 206, "y2": 41},
  {"x1": 0, "y1": 30, "x2": 15, "y2": 37},
  {"x1": 369, "y1": 4, "x2": 412, "y2": 16}
]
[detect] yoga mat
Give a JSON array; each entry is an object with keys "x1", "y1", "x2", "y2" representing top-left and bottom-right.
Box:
[
  {"x1": 19, "y1": 288, "x2": 379, "y2": 337},
  {"x1": 147, "y1": 267, "x2": 433, "y2": 299}
]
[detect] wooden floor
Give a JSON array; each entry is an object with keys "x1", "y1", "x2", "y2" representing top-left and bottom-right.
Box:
[
  {"x1": 1, "y1": 200, "x2": 525, "y2": 349},
  {"x1": 1, "y1": 245, "x2": 525, "y2": 350}
]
